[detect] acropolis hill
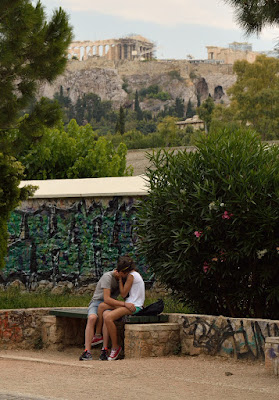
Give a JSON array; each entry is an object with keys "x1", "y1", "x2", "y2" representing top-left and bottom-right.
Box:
[{"x1": 38, "y1": 37, "x2": 264, "y2": 111}]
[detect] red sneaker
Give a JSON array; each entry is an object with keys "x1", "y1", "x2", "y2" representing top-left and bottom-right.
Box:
[
  {"x1": 108, "y1": 346, "x2": 122, "y2": 361},
  {"x1": 91, "y1": 336, "x2": 103, "y2": 346}
]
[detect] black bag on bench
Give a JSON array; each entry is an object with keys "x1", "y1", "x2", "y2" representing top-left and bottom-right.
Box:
[{"x1": 135, "y1": 299, "x2": 164, "y2": 316}]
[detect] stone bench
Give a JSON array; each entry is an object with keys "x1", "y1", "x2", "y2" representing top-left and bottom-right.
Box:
[
  {"x1": 42, "y1": 308, "x2": 179, "y2": 358},
  {"x1": 48, "y1": 308, "x2": 169, "y2": 323}
]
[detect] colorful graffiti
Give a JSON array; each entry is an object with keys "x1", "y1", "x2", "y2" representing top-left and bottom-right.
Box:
[
  {"x1": 182, "y1": 315, "x2": 279, "y2": 360},
  {"x1": 4, "y1": 197, "x2": 149, "y2": 286}
]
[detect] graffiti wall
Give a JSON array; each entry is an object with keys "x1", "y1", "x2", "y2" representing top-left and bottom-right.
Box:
[
  {"x1": 3, "y1": 196, "x2": 148, "y2": 288},
  {"x1": 169, "y1": 314, "x2": 279, "y2": 360}
]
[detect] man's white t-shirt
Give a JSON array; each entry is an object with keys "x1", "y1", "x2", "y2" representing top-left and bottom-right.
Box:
[{"x1": 125, "y1": 271, "x2": 145, "y2": 308}]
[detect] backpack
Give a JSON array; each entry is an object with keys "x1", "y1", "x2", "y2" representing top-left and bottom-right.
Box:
[{"x1": 136, "y1": 299, "x2": 164, "y2": 316}]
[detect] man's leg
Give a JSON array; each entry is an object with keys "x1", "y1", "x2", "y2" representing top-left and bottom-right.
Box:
[
  {"x1": 84, "y1": 313, "x2": 97, "y2": 351},
  {"x1": 95, "y1": 302, "x2": 112, "y2": 336},
  {"x1": 80, "y1": 301, "x2": 100, "y2": 360}
]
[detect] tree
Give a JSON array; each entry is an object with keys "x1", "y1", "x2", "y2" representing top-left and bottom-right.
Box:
[
  {"x1": 18, "y1": 120, "x2": 132, "y2": 179},
  {"x1": 157, "y1": 116, "x2": 179, "y2": 147},
  {"x1": 134, "y1": 90, "x2": 143, "y2": 120},
  {"x1": 0, "y1": 155, "x2": 34, "y2": 268},
  {"x1": 197, "y1": 96, "x2": 215, "y2": 133},
  {"x1": 174, "y1": 98, "x2": 185, "y2": 119},
  {"x1": 115, "y1": 106, "x2": 125, "y2": 135},
  {"x1": 215, "y1": 55, "x2": 279, "y2": 139},
  {"x1": 185, "y1": 99, "x2": 195, "y2": 118},
  {"x1": 0, "y1": 1, "x2": 72, "y2": 143},
  {"x1": 0, "y1": 0, "x2": 72, "y2": 267},
  {"x1": 137, "y1": 127, "x2": 279, "y2": 319},
  {"x1": 224, "y1": 1, "x2": 279, "y2": 35}
]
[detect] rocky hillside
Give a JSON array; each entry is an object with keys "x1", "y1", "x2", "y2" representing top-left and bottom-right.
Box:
[{"x1": 39, "y1": 58, "x2": 236, "y2": 112}]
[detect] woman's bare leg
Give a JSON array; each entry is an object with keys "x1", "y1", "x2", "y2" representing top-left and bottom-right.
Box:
[{"x1": 104, "y1": 307, "x2": 131, "y2": 349}]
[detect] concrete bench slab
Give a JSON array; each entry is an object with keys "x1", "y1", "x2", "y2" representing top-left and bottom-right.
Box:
[{"x1": 49, "y1": 308, "x2": 169, "y2": 323}]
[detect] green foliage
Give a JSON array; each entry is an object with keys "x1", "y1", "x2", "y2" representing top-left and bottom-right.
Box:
[
  {"x1": 0, "y1": 0, "x2": 72, "y2": 268},
  {"x1": 197, "y1": 96, "x2": 215, "y2": 132},
  {"x1": 54, "y1": 91, "x2": 114, "y2": 127},
  {"x1": 139, "y1": 85, "x2": 160, "y2": 98},
  {"x1": 134, "y1": 90, "x2": 143, "y2": 120},
  {"x1": 0, "y1": 1, "x2": 72, "y2": 135},
  {"x1": 122, "y1": 77, "x2": 130, "y2": 93},
  {"x1": 168, "y1": 70, "x2": 183, "y2": 81},
  {"x1": 189, "y1": 70, "x2": 198, "y2": 80},
  {"x1": 156, "y1": 117, "x2": 181, "y2": 147},
  {"x1": 0, "y1": 287, "x2": 191, "y2": 313},
  {"x1": 139, "y1": 85, "x2": 171, "y2": 101},
  {"x1": 137, "y1": 127, "x2": 279, "y2": 319},
  {"x1": 224, "y1": 55, "x2": 279, "y2": 139},
  {"x1": 150, "y1": 91, "x2": 172, "y2": 101},
  {"x1": 186, "y1": 99, "x2": 195, "y2": 118},
  {"x1": 224, "y1": 1, "x2": 279, "y2": 35},
  {"x1": 0, "y1": 287, "x2": 92, "y2": 309},
  {"x1": 107, "y1": 130, "x2": 165, "y2": 150},
  {"x1": 115, "y1": 106, "x2": 126, "y2": 135},
  {"x1": 0, "y1": 154, "x2": 34, "y2": 267},
  {"x1": 18, "y1": 120, "x2": 132, "y2": 179},
  {"x1": 174, "y1": 98, "x2": 185, "y2": 119}
]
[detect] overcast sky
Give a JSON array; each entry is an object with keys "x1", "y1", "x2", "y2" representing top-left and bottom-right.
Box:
[{"x1": 41, "y1": 0, "x2": 279, "y2": 59}]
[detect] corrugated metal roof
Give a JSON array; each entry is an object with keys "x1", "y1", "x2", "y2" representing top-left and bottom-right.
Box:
[{"x1": 19, "y1": 175, "x2": 149, "y2": 198}]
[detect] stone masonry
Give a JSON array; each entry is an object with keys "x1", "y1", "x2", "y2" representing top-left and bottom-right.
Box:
[
  {"x1": 265, "y1": 337, "x2": 279, "y2": 377},
  {"x1": 124, "y1": 323, "x2": 180, "y2": 358},
  {"x1": 1, "y1": 309, "x2": 279, "y2": 362}
]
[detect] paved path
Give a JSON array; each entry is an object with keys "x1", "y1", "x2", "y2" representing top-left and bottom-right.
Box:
[{"x1": 0, "y1": 348, "x2": 278, "y2": 400}]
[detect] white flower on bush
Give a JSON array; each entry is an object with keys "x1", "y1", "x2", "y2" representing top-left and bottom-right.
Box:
[
  {"x1": 209, "y1": 201, "x2": 225, "y2": 211},
  {"x1": 257, "y1": 249, "x2": 268, "y2": 259},
  {"x1": 209, "y1": 202, "x2": 217, "y2": 210}
]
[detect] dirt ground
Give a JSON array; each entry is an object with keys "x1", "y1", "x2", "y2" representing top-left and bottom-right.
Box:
[
  {"x1": 126, "y1": 146, "x2": 195, "y2": 175},
  {"x1": 0, "y1": 347, "x2": 278, "y2": 400}
]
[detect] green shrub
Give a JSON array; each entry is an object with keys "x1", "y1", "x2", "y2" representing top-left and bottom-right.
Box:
[
  {"x1": 168, "y1": 70, "x2": 183, "y2": 81},
  {"x1": 149, "y1": 91, "x2": 171, "y2": 101},
  {"x1": 137, "y1": 127, "x2": 279, "y2": 319}
]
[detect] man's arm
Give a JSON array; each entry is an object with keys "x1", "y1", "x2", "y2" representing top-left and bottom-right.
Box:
[{"x1": 103, "y1": 288, "x2": 136, "y2": 312}]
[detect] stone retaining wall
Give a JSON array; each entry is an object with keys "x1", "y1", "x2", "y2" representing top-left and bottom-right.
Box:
[
  {"x1": 169, "y1": 314, "x2": 279, "y2": 360},
  {"x1": 265, "y1": 337, "x2": 279, "y2": 377},
  {"x1": 1, "y1": 308, "x2": 279, "y2": 361},
  {"x1": 125, "y1": 323, "x2": 180, "y2": 358},
  {"x1": 0, "y1": 308, "x2": 51, "y2": 350}
]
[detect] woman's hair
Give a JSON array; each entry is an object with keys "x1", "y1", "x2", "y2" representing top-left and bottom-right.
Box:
[{"x1": 116, "y1": 255, "x2": 136, "y2": 273}]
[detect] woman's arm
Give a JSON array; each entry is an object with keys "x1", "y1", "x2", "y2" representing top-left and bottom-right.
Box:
[{"x1": 119, "y1": 274, "x2": 134, "y2": 298}]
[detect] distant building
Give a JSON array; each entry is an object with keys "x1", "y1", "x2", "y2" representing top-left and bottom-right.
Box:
[
  {"x1": 68, "y1": 35, "x2": 155, "y2": 61},
  {"x1": 176, "y1": 115, "x2": 205, "y2": 131},
  {"x1": 206, "y1": 42, "x2": 260, "y2": 64}
]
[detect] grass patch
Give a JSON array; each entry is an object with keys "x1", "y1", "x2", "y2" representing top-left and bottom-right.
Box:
[
  {"x1": 0, "y1": 287, "x2": 192, "y2": 314},
  {"x1": 0, "y1": 288, "x2": 91, "y2": 309}
]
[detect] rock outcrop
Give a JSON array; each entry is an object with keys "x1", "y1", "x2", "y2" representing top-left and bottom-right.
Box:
[{"x1": 38, "y1": 58, "x2": 236, "y2": 110}]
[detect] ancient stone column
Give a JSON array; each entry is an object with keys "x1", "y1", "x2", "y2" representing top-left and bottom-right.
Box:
[
  {"x1": 128, "y1": 45, "x2": 132, "y2": 60},
  {"x1": 117, "y1": 44, "x2": 122, "y2": 60}
]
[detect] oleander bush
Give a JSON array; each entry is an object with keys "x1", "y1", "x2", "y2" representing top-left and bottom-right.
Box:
[{"x1": 137, "y1": 127, "x2": 279, "y2": 319}]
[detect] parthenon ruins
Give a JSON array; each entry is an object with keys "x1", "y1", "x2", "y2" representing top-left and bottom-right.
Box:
[{"x1": 68, "y1": 35, "x2": 154, "y2": 61}]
